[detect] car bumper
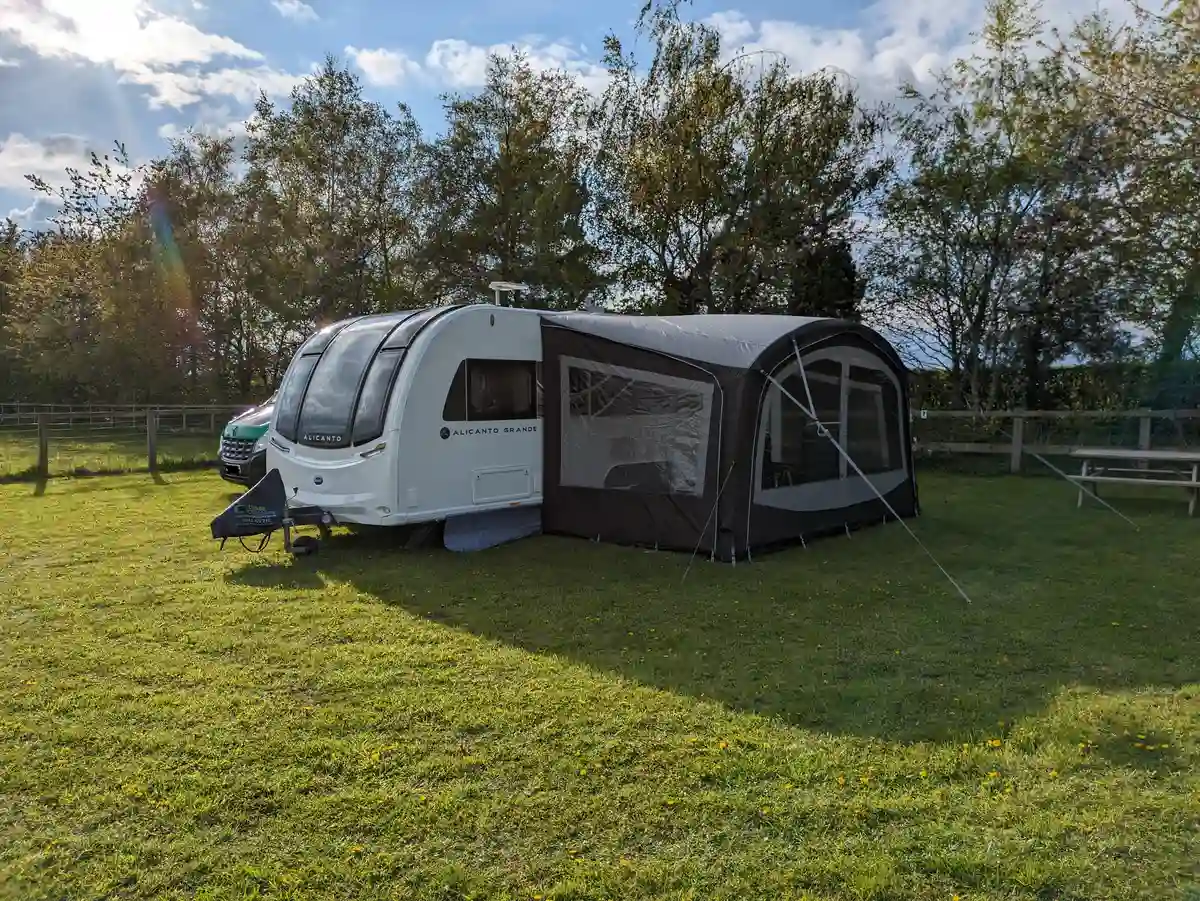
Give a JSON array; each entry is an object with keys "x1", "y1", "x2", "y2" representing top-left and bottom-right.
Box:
[{"x1": 219, "y1": 450, "x2": 267, "y2": 486}]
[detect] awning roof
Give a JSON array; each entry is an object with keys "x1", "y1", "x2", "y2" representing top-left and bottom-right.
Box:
[{"x1": 542, "y1": 312, "x2": 831, "y2": 369}]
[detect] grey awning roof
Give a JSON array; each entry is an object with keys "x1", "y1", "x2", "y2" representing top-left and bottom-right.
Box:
[{"x1": 541, "y1": 312, "x2": 831, "y2": 369}]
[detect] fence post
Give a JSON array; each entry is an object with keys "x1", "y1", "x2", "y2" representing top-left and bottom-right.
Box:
[
  {"x1": 37, "y1": 413, "x2": 49, "y2": 481},
  {"x1": 1138, "y1": 412, "x2": 1152, "y2": 470},
  {"x1": 1009, "y1": 414, "x2": 1024, "y2": 474},
  {"x1": 147, "y1": 409, "x2": 158, "y2": 474}
]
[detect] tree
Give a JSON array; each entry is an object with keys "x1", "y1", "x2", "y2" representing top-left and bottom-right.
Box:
[
  {"x1": 1056, "y1": 0, "x2": 1200, "y2": 403},
  {"x1": 0, "y1": 219, "x2": 22, "y2": 397},
  {"x1": 871, "y1": 0, "x2": 1126, "y2": 409},
  {"x1": 414, "y1": 52, "x2": 604, "y2": 309},
  {"x1": 786, "y1": 239, "x2": 864, "y2": 320},
  {"x1": 590, "y1": 6, "x2": 888, "y2": 315},
  {"x1": 244, "y1": 56, "x2": 425, "y2": 325}
]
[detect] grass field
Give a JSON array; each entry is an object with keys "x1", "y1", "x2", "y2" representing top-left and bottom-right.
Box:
[
  {"x1": 0, "y1": 431, "x2": 219, "y2": 481},
  {"x1": 1, "y1": 470, "x2": 1197, "y2": 900}
]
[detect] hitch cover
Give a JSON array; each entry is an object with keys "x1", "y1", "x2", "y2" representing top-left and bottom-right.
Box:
[{"x1": 211, "y1": 468, "x2": 288, "y2": 540}]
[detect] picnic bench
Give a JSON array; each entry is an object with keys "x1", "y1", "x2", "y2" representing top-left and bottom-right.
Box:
[{"x1": 1068, "y1": 447, "x2": 1200, "y2": 517}]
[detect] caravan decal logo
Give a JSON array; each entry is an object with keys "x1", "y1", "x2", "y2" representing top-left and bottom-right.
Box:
[
  {"x1": 234, "y1": 503, "x2": 279, "y2": 529},
  {"x1": 441, "y1": 425, "x2": 538, "y2": 439}
]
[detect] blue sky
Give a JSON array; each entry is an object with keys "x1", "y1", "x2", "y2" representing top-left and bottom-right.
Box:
[{"x1": 0, "y1": 0, "x2": 1112, "y2": 227}]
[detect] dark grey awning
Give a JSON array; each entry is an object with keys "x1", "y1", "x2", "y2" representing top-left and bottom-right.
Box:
[{"x1": 541, "y1": 312, "x2": 831, "y2": 369}]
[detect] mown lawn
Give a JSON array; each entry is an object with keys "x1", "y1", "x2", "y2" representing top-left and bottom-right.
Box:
[
  {"x1": 0, "y1": 431, "x2": 218, "y2": 481},
  {"x1": 1, "y1": 470, "x2": 1197, "y2": 900}
]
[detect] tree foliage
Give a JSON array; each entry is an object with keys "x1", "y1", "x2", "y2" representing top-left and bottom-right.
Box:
[
  {"x1": 1, "y1": 0, "x2": 1196, "y2": 409},
  {"x1": 415, "y1": 53, "x2": 603, "y2": 308},
  {"x1": 590, "y1": 6, "x2": 888, "y2": 315}
]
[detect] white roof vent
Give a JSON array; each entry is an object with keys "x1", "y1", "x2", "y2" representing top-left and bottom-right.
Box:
[{"x1": 488, "y1": 281, "x2": 529, "y2": 306}]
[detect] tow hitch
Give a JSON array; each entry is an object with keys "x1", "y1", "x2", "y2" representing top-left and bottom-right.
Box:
[{"x1": 211, "y1": 468, "x2": 334, "y2": 556}]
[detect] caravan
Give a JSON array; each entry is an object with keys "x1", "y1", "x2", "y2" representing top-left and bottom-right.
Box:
[
  {"x1": 266, "y1": 301, "x2": 545, "y2": 529},
  {"x1": 213, "y1": 291, "x2": 919, "y2": 561}
]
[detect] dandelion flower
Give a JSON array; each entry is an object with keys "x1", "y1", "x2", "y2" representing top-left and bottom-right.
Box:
[{"x1": 837, "y1": 775, "x2": 846, "y2": 786}]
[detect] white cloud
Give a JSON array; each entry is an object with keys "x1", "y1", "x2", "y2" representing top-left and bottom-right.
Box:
[
  {"x1": 158, "y1": 103, "x2": 250, "y2": 142},
  {"x1": 423, "y1": 37, "x2": 610, "y2": 94},
  {"x1": 0, "y1": 0, "x2": 307, "y2": 109},
  {"x1": 0, "y1": 132, "x2": 95, "y2": 191},
  {"x1": 0, "y1": 57, "x2": 18, "y2": 67},
  {"x1": 121, "y1": 64, "x2": 305, "y2": 109},
  {"x1": 271, "y1": 0, "x2": 318, "y2": 23},
  {"x1": 7, "y1": 195, "x2": 61, "y2": 230},
  {"x1": 346, "y1": 46, "x2": 421, "y2": 87},
  {"x1": 704, "y1": 0, "x2": 1133, "y2": 104},
  {"x1": 0, "y1": 0, "x2": 262, "y2": 71}
]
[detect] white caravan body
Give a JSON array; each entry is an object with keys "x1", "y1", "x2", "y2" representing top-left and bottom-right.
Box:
[{"x1": 266, "y1": 304, "x2": 544, "y2": 527}]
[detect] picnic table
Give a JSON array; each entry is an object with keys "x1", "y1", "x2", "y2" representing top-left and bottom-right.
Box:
[{"x1": 1068, "y1": 447, "x2": 1200, "y2": 516}]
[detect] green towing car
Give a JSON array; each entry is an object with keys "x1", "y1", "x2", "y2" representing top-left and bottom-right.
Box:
[{"x1": 217, "y1": 393, "x2": 276, "y2": 487}]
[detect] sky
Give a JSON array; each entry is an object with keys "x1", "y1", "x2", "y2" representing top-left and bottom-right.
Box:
[{"x1": 0, "y1": 0, "x2": 1124, "y2": 229}]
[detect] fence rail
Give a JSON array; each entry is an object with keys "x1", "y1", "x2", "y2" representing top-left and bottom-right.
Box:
[
  {"x1": 0, "y1": 403, "x2": 253, "y2": 482},
  {"x1": 915, "y1": 408, "x2": 1200, "y2": 473},
  {"x1": 0, "y1": 403, "x2": 251, "y2": 432},
  {"x1": 2, "y1": 403, "x2": 1199, "y2": 483}
]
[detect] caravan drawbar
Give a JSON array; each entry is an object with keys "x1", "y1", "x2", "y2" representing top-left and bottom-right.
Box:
[{"x1": 211, "y1": 297, "x2": 919, "y2": 560}]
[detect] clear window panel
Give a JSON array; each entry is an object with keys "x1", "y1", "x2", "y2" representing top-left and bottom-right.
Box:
[
  {"x1": 761, "y1": 358, "x2": 842, "y2": 489},
  {"x1": 561, "y1": 359, "x2": 712, "y2": 497},
  {"x1": 296, "y1": 318, "x2": 399, "y2": 447},
  {"x1": 351, "y1": 349, "x2": 405, "y2": 445}
]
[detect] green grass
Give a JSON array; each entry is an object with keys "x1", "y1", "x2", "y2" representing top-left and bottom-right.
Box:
[
  {"x1": 1, "y1": 470, "x2": 1197, "y2": 900},
  {"x1": 0, "y1": 431, "x2": 219, "y2": 481}
]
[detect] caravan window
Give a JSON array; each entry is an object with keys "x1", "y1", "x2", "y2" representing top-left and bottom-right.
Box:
[
  {"x1": 352, "y1": 349, "x2": 406, "y2": 445},
  {"x1": 442, "y1": 359, "x2": 538, "y2": 422},
  {"x1": 295, "y1": 318, "x2": 399, "y2": 446},
  {"x1": 275, "y1": 309, "x2": 438, "y2": 448},
  {"x1": 275, "y1": 355, "x2": 319, "y2": 442}
]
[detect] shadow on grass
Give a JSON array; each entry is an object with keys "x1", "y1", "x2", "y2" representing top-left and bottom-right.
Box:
[
  {"x1": 224, "y1": 477, "x2": 1200, "y2": 744},
  {"x1": 227, "y1": 559, "x2": 327, "y2": 590},
  {"x1": 1085, "y1": 710, "x2": 1185, "y2": 772}
]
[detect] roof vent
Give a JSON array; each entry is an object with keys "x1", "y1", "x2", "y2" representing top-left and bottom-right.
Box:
[{"x1": 488, "y1": 281, "x2": 529, "y2": 307}]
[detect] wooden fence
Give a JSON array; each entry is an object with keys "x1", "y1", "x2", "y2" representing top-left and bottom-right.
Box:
[
  {"x1": 0, "y1": 403, "x2": 251, "y2": 434},
  {"x1": 915, "y1": 408, "x2": 1200, "y2": 473},
  {"x1": 0, "y1": 404, "x2": 252, "y2": 481},
  {"x1": 3, "y1": 402, "x2": 1199, "y2": 482}
]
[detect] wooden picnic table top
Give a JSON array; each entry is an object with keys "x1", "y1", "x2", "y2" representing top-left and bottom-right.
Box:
[{"x1": 1069, "y1": 447, "x2": 1200, "y2": 462}]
